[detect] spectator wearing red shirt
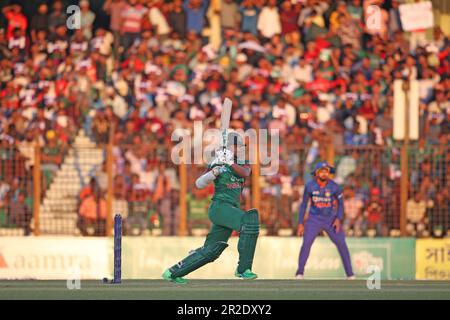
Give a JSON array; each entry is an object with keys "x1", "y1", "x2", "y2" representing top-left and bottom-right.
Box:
[
  {"x1": 362, "y1": 187, "x2": 385, "y2": 236},
  {"x1": 244, "y1": 69, "x2": 269, "y2": 95},
  {"x1": 306, "y1": 70, "x2": 333, "y2": 94},
  {"x1": 2, "y1": 5, "x2": 28, "y2": 40},
  {"x1": 304, "y1": 41, "x2": 319, "y2": 63},
  {"x1": 121, "y1": 53, "x2": 145, "y2": 73},
  {"x1": 279, "y1": 0, "x2": 300, "y2": 45},
  {"x1": 359, "y1": 99, "x2": 377, "y2": 121}
]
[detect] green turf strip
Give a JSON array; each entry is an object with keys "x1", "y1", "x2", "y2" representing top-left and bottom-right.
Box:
[{"x1": 0, "y1": 280, "x2": 449, "y2": 300}]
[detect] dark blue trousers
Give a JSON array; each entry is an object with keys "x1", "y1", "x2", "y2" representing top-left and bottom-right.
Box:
[{"x1": 297, "y1": 214, "x2": 354, "y2": 277}]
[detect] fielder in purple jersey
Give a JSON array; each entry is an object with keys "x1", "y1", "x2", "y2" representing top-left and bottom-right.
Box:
[{"x1": 296, "y1": 161, "x2": 354, "y2": 279}]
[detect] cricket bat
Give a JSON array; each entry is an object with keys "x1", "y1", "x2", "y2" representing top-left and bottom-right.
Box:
[{"x1": 220, "y1": 98, "x2": 232, "y2": 149}]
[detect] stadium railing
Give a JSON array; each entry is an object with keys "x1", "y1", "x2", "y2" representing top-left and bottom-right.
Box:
[
  {"x1": 0, "y1": 133, "x2": 448, "y2": 238},
  {"x1": 0, "y1": 142, "x2": 34, "y2": 236}
]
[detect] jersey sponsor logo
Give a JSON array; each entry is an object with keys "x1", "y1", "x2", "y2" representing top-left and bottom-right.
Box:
[
  {"x1": 227, "y1": 174, "x2": 244, "y2": 184},
  {"x1": 314, "y1": 202, "x2": 332, "y2": 208},
  {"x1": 226, "y1": 183, "x2": 241, "y2": 189},
  {"x1": 312, "y1": 196, "x2": 332, "y2": 202},
  {"x1": 311, "y1": 196, "x2": 332, "y2": 208},
  {"x1": 312, "y1": 191, "x2": 320, "y2": 195}
]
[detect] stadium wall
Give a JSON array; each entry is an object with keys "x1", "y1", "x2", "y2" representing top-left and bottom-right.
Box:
[
  {"x1": 122, "y1": 237, "x2": 416, "y2": 280},
  {"x1": 0, "y1": 237, "x2": 109, "y2": 280},
  {"x1": 4, "y1": 237, "x2": 448, "y2": 280}
]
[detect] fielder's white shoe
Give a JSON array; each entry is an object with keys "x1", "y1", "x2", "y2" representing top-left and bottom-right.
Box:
[
  {"x1": 347, "y1": 276, "x2": 356, "y2": 280},
  {"x1": 295, "y1": 274, "x2": 304, "y2": 279}
]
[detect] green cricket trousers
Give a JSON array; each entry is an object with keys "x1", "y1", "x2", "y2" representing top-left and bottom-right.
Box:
[{"x1": 168, "y1": 200, "x2": 260, "y2": 278}]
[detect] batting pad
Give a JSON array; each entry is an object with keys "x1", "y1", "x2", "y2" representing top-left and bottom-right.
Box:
[
  {"x1": 169, "y1": 241, "x2": 229, "y2": 278},
  {"x1": 237, "y1": 209, "x2": 260, "y2": 273}
]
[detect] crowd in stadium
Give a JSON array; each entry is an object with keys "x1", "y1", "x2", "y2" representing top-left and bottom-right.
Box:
[{"x1": 0, "y1": 0, "x2": 448, "y2": 237}]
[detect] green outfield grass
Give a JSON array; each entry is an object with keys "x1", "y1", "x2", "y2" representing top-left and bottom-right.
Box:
[{"x1": 0, "y1": 280, "x2": 449, "y2": 300}]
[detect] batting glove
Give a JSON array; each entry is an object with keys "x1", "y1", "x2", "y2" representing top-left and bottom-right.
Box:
[
  {"x1": 211, "y1": 165, "x2": 226, "y2": 177},
  {"x1": 214, "y1": 148, "x2": 234, "y2": 166}
]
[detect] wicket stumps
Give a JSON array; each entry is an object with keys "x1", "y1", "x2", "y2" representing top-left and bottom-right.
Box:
[{"x1": 112, "y1": 214, "x2": 122, "y2": 284}]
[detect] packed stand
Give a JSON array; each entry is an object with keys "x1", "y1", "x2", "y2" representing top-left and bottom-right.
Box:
[
  {"x1": 0, "y1": 0, "x2": 448, "y2": 236},
  {"x1": 0, "y1": 2, "x2": 83, "y2": 233}
]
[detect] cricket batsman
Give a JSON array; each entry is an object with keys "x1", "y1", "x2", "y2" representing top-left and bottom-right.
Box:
[
  {"x1": 296, "y1": 161, "x2": 354, "y2": 279},
  {"x1": 162, "y1": 131, "x2": 259, "y2": 284}
]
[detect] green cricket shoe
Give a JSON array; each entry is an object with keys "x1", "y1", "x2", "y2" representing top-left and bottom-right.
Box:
[
  {"x1": 162, "y1": 269, "x2": 188, "y2": 284},
  {"x1": 235, "y1": 269, "x2": 258, "y2": 280}
]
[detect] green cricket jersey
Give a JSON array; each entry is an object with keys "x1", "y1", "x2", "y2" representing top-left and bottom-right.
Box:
[{"x1": 210, "y1": 163, "x2": 248, "y2": 207}]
